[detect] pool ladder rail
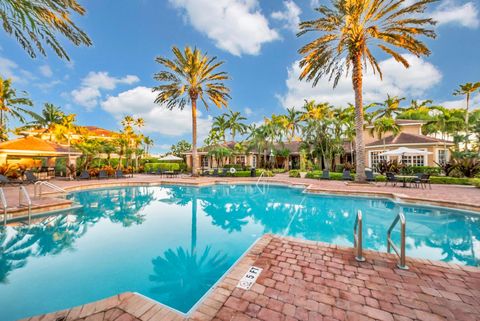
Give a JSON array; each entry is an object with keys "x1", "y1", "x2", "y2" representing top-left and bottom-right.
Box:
[
  {"x1": 353, "y1": 210, "x2": 408, "y2": 270},
  {"x1": 19, "y1": 186, "x2": 32, "y2": 224},
  {"x1": 34, "y1": 181, "x2": 68, "y2": 197},
  {"x1": 0, "y1": 188, "x2": 7, "y2": 226}
]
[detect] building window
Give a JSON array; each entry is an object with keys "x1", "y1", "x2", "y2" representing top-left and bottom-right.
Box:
[
  {"x1": 235, "y1": 155, "x2": 245, "y2": 165},
  {"x1": 252, "y1": 155, "x2": 257, "y2": 168},
  {"x1": 201, "y1": 156, "x2": 209, "y2": 168},
  {"x1": 370, "y1": 151, "x2": 386, "y2": 168},
  {"x1": 401, "y1": 155, "x2": 425, "y2": 166},
  {"x1": 438, "y1": 150, "x2": 447, "y2": 164}
]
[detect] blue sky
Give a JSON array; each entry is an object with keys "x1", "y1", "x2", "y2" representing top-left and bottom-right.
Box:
[{"x1": 0, "y1": 0, "x2": 479, "y2": 153}]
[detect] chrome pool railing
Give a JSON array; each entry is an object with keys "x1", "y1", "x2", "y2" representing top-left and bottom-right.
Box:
[
  {"x1": 353, "y1": 210, "x2": 365, "y2": 262},
  {"x1": 0, "y1": 188, "x2": 7, "y2": 226},
  {"x1": 387, "y1": 212, "x2": 408, "y2": 270},
  {"x1": 19, "y1": 186, "x2": 32, "y2": 224},
  {"x1": 34, "y1": 181, "x2": 68, "y2": 197}
]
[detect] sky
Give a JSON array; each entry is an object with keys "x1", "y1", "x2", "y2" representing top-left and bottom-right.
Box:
[{"x1": 0, "y1": 0, "x2": 479, "y2": 153}]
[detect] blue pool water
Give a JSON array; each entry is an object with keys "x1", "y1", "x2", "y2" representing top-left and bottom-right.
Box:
[{"x1": 0, "y1": 184, "x2": 478, "y2": 320}]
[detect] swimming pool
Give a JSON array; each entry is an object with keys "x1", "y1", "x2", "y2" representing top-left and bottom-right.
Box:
[{"x1": 0, "y1": 184, "x2": 478, "y2": 320}]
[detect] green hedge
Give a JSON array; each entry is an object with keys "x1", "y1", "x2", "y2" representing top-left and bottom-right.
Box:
[
  {"x1": 472, "y1": 179, "x2": 480, "y2": 188},
  {"x1": 401, "y1": 166, "x2": 441, "y2": 175},
  {"x1": 145, "y1": 162, "x2": 182, "y2": 172},
  {"x1": 429, "y1": 176, "x2": 473, "y2": 185}
]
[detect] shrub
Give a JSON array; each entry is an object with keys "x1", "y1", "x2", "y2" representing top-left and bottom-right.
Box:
[
  {"x1": 289, "y1": 170, "x2": 300, "y2": 178},
  {"x1": 272, "y1": 168, "x2": 287, "y2": 174},
  {"x1": 144, "y1": 162, "x2": 181, "y2": 172},
  {"x1": 429, "y1": 176, "x2": 473, "y2": 185},
  {"x1": 472, "y1": 179, "x2": 480, "y2": 188},
  {"x1": 401, "y1": 166, "x2": 441, "y2": 176},
  {"x1": 334, "y1": 164, "x2": 344, "y2": 173}
]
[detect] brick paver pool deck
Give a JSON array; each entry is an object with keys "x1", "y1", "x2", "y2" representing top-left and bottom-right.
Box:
[
  {"x1": 22, "y1": 235, "x2": 480, "y2": 321},
  {"x1": 8, "y1": 175, "x2": 480, "y2": 321}
]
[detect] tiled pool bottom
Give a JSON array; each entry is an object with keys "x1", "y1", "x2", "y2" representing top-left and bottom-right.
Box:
[
  {"x1": 1, "y1": 184, "x2": 479, "y2": 320},
  {"x1": 22, "y1": 235, "x2": 480, "y2": 321}
]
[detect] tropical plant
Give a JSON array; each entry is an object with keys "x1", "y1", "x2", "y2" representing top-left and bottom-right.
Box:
[
  {"x1": 283, "y1": 107, "x2": 302, "y2": 142},
  {"x1": 369, "y1": 95, "x2": 406, "y2": 119},
  {"x1": 143, "y1": 136, "x2": 154, "y2": 156},
  {"x1": 170, "y1": 139, "x2": 192, "y2": 157},
  {"x1": 211, "y1": 114, "x2": 228, "y2": 142},
  {"x1": 153, "y1": 46, "x2": 230, "y2": 175},
  {"x1": 0, "y1": 77, "x2": 34, "y2": 140},
  {"x1": 224, "y1": 110, "x2": 247, "y2": 141},
  {"x1": 297, "y1": 0, "x2": 436, "y2": 181},
  {"x1": 369, "y1": 117, "x2": 400, "y2": 150},
  {"x1": 453, "y1": 82, "x2": 480, "y2": 150},
  {"x1": 0, "y1": 0, "x2": 91, "y2": 60}
]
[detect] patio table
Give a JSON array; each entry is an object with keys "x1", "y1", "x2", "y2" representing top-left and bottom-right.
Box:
[{"x1": 396, "y1": 175, "x2": 417, "y2": 188}]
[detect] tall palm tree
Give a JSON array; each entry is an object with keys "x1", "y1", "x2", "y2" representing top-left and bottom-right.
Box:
[
  {"x1": 153, "y1": 46, "x2": 231, "y2": 176},
  {"x1": 283, "y1": 107, "x2": 301, "y2": 141},
  {"x1": 0, "y1": 77, "x2": 34, "y2": 141},
  {"x1": 20, "y1": 103, "x2": 64, "y2": 140},
  {"x1": 143, "y1": 136, "x2": 154, "y2": 156},
  {"x1": 453, "y1": 82, "x2": 480, "y2": 150},
  {"x1": 0, "y1": 0, "x2": 91, "y2": 60},
  {"x1": 370, "y1": 117, "x2": 400, "y2": 151},
  {"x1": 370, "y1": 95, "x2": 406, "y2": 119},
  {"x1": 211, "y1": 114, "x2": 228, "y2": 142},
  {"x1": 225, "y1": 110, "x2": 247, "y2": 141},
  {"x1": 297, "y1": 0, "x2": 436, "y2": 181}
]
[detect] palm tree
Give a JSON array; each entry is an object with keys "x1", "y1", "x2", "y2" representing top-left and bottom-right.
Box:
[
  {"x1": 153, "y1": 46, "x2": 231, "y2": 176},
  {"x1": 0, "y1": 0, "x2": 91, "y2": 60},
  {"x1": 453, "y1": 82, "x2": 480, "y2": 150},
  {"x1": 143, "y1": 136, "x2": 154, "y2": 156},
  {"x1": 20, "y1": 103, "x2": 65, "y2": 140},
  {"x1": 283, "y1": 107, "x2": 301, "y2": 142},
  {"x1": 370, "y1": 117, "x2": 400, "y2": 151},
  {"x1": 225, "y1": 110, "x2": 247, "y2": 141},
  {"x1": 0, "y1": 77, "x2": 34, "y2": 140},
  {"x1": 297, "y1": 0, "x2": 436, "y2": 181},
  {"x1": 211, "y1": 114, "x2": 228, "y2": 142},
  {"x1": 370, "y1": 95, "x2": 406, "y2": 119}
]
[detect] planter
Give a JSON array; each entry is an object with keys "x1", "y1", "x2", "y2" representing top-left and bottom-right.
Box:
[{"x1": 299, "y1": 172, "x2": 307, "y2": 178}]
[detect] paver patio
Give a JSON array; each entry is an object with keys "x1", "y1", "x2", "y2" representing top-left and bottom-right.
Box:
[{"x1": 22, "y1": 235, "x2": 480, "y2": 321}]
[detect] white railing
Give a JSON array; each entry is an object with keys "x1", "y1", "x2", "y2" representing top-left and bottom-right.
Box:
[
  {"x1": 0, "y1": 188, "x2": 7, "y2": 226},
  {"x1": 34, "y1": 181, "x2": 67, "y2": 197},
  {"x1": 19, "y1": 186, "x2": 32, "y2": 223},
  {"x1": 256, "y1": 170, "x2": 265, "y2": 186}
]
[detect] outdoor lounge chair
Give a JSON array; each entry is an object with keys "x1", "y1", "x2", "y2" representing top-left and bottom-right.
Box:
[
  {"x1": 155, "y1": 168, "x2": 164, "y2": 176},
  {"x1": 212, "y1": 169, "x2": 219, "y2": 177},
  {"x1": 25, "y1": 171, "x2": 39, "y2": 183},
  {"x1": 219, "y1": 168, "x2": 228, "y2": 177},
  {"x1": 201, "y1": 169, "x2": 210, "y2": 176},
  {"x1": 78, "y1": 170, "x2": 90, "y2": 180},
  {"x1": 421, "y1": 173, "x2": 431, "y2": 189},
  {"x1": 115, "y1": 170, "x2": 127, "y2": 179},
  {"x1": 98, "y1": 170, "x2": 109, "y2": 179},
  {"x1": 77, "y1": 171, "x2": 91, "y2": 179},
  {"x1": 0, "y1": 174, "x2": 23, "y2": 185},
  {"x1": 321, "y1": 170, "x2": 330, "y2": 180},
  {"x1": 365, "y1": 170, "x2": 375, "y2": 182},
  {"x1": 342, "y1": 170, "x2": 353, "y2": 181},
  {"x1": 385, "y1": 172, "x2": 397, "y2": 186}
]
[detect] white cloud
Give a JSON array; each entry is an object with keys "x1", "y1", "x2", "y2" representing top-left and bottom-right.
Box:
[
  {"x1": 271, "y1": 1, "x2": 302, "y2": 33},
  {"x1": 431, "y1": 0, "x2": 479, "y2": 28},
  {"x1": 168, "y1": 0, "x2": 279, "y2": 56},
  {"x1": 101, "y1": 86, "x2": 212, "y2": 140},
  {"x1": 71, "y1": 71, "x2": 139, "y2": 110},
  {"x1": 0, "y1": 56, "x2": 33, "y2": 83},
  {"x1": 310, "y1": 0, "x2": 320, "y2": 7},
  {"x1": 39, "y1": 65, "x2": 53, "y2": 77},
  {"x1": 278, "y1": 54, "x2": 442, "y2": 108},
  {"x1": 439, "y1": 96, "x2": 480, "y2": 109},
  {"x1": 244, "y1": 107, "x2": 253, "y2": 116}
]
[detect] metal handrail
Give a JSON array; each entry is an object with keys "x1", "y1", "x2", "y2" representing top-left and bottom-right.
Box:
[
  {"x1": 0, "y1": 188, "x2": 7, "y2": 226},
  {"x1": 256, "y1": 171, "x2": 265, "y2": 186},
  {"x1": 353, "y1": 210, "x2": 365, "y2": 262},
  {"x1": 34, "y1": 181, "x2": 67, "y2": 197},
  {"x1": 19, "y1": 186, "x2": 32, "y2": 224},
  {"x1": 387, "y1": 212, "x2": 408, "y2": 270}
]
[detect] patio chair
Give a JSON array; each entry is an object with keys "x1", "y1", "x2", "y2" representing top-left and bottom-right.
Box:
[
  {"x1": 98, "y1": 170, "x2": 109, "y2": 179},
  {"x1": 385, "y1": 172, "x2": 397, "y2": 187},
  {"x1": 321, "y1": 170, "x2": 330, "y2": 180},
  {"x1": 0, "y1": 174, "x2": 23, "y2": 185},
  {"x1": 421, "y1": 173, "x2": 432, "y2": 190},
  {"x1": 201, "y1": 169, "x2": 210, "y2": 176},
  {"x1": 342, "y1": 170, "x2": 353, "y2": 181},
  {"x1": 78, "y1": 170, "x2": 90, "y2": 180},
  {"x1": 25, "y1": 170, "x2": 39, "y2": 183},
  {"x1": 365, "y1": 170, "x2": 375, "y2": 182},
  {"x1": 219, "y1": 168, "x2": 228, "y2": 177},
  {"x1": 155, "y1": 168, "x2": 163, "y2": 176},
  {"x1": 172, "y1": 170, "x2": 180, "y2": 178},
  {"x1": 212, "y1": 169, "x2": 219, "y2": 177},
  {"x1": 409, "y1": 173, "x2": 423, "y2": 188},
  {"x1": 115, "y1": 170, "x2": 127, "y2": 179}
]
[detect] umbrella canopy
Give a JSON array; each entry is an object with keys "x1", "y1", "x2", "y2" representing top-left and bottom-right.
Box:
[
  {"x1": 379, "y1": 147, "x2": 432, "y2": 156},
  {"x1": 159, "y1": 154, "x2": 183, "y2": 161}
]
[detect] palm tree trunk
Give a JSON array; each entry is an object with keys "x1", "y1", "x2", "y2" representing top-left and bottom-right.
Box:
[
  {"x1": 465, "y1": 93, "x2": 470, "y2": 151},
  {"x1": 191, "y1": 98, "x2": 199, "y2": 176},
  {"x1": 352, "y1": 54, "x2": 366, "y2": 182}
]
